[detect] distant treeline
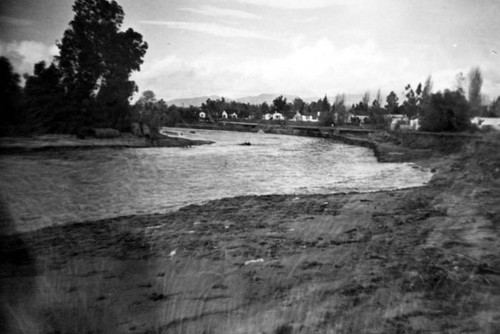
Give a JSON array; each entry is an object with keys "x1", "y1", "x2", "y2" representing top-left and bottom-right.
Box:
[{"x1": 135, "y1": 69, "x2": 500, "y2": 133}]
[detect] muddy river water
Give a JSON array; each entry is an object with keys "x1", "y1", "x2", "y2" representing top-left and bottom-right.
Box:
[{"x1": 0, "y1": 129, "x2": 433, "y2": 232}]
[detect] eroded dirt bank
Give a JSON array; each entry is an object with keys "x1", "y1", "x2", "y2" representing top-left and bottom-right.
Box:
[{"x1": 1, "y1": 135, "x2": 500, "y2": 333}]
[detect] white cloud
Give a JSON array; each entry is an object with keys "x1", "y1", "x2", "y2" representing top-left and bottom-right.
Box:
[
  {"x1": 0, "y1": 15, "x2": 33, "y2": 26},
  {"x1": 132, "y1": 37, "x2": 500, "y2": 101},
  {"x1": 0, "y1": 40, "x2": 58, "y2": 76},
  {"x1": 138, "y1": 20, "x2": 274, "y2": 40},
  {"x1": 179, "y1": 5, "x2": 261, "y2": 19},
  {"x1": 230, "y1": 0, "x2": 342, "y2": 9}
]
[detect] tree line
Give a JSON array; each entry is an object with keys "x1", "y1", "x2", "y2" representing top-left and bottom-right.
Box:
[
  {"x1": 135, "y1": 66, "x2": 499, "y2": 133},
  {"x1": 0, "y1": 0, "x2": 147, "y2": 136}
]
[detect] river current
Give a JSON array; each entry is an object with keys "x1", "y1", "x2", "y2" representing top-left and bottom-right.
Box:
[{"x1": 0, "y1": 128, "x2": 433, "y2": 232}]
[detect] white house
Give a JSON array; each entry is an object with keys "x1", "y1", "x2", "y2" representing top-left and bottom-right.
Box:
[
  {"x1": 302, "y1": 115, "x2": 318, "y2": 122},
  {"x1": 230, "y1": 112, "x2": 238, "y2": 119},
  {"x1": 471, "y1": 117, "x2": 500, "y2": 131},
  {"x1": 409, "y1": 117, "x2": 420, "y2": 130},
  {"x1": 199, "y1": 111, "x2": 206, "y2": 119},
  {"x1": 221, "y1": 110, "x2": 228, "y2": 119},
  {"x1": 263, "y1": 113, "x2": 273, "y2": 120},
  {"x1": 272, "y1": 112, "x2": 284, "y2": 120}
]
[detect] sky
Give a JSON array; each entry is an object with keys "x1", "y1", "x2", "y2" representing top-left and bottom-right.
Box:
[{"x1": 1, "y1": 0, "x2": 500, "y2": 103}]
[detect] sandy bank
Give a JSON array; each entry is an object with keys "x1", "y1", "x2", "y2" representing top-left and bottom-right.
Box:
[
  {"x1": 1, "y1": 133, "x2": 499, "y2": 333},
  {"x1": 0, "y1": 133, "x2": 213, "y2": 153}
]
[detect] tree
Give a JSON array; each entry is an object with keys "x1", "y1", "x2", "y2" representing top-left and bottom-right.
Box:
[
  {"x1": 321, "y1": 95, "x2": 331, "y2": 112},
  {"x1": 422, "y1": 75, "x2": 433, "y2": 102},
  {"x1": 420, "y1": 90, "x2": 470, "y2": 132},
  {"x1": 271, "y1": 95, "x2": 290, "y2": 114},
  {"x1": 56, "y1": 0, "x2": 148, "y2": 130},
  {"x1": 401, "y1": 83, "x2": 422, "y2": 118},
  {"x1": 455, "y1": 72, "x2": 466, "y2": 94},
  {"x1": 385, "y1": 91, "x2": 399, "y2": 114},
  {"x1": 24, "y1": 61, "x2": 66, "y2": 132},
  {"x1": 292, "y1": 98, "x2": 305, "y2": 114},
  {"x1": 467, "y1": 66, "x2": 483, "y2": 117},
  {"x1": 362, "y1": 91, "x2": 370, "y2": 107},
  {"x1": 333, "y1": 94, "x2": 347, "y2": 125},
  {"x1": 0, "y1": 56, "x2": 24, "y2": 134},
  {"x1": 488, "y1": 96, "x2": 500, "y2": 117}
]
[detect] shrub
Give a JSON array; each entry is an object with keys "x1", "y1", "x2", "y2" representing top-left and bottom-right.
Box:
[{"x1": 420, "y1": 90, "x2": 471, "y2": 132}]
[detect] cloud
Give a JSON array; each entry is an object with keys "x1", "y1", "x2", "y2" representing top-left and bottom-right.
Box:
[
  {"x1": 0, "y1": 15, "x2": 33, "y2": 26},
  {"x1": 138, "y1": 20, "x2": 274, "y2": 40},
  {"x1": 0, "y1": 40, "x2": 58, "y2": 75},
  {"x1": 229, "y1": 0, "x2": 347, "y2": 9},
  {"x1": 132, "y1": 37, "x2": 500, "y2": 101},
  {"x1": 179, "y1": 5, "x2": 261, "y2": 19}
]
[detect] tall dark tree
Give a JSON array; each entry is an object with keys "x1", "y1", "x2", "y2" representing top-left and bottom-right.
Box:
[
  {"x1": 321, "y1": 95, "x2": 331, "y2": 112},
  {"x1": 24, "y1": 61, "x2": 66, "y2": 132},
  {"x1": 56, "y1": 0, "x2": 148, "y2": 130},
  {"x1": 271, "y1": 95, "x2": 290, "y2": 114},
  {"x1": 401, "y1": 83, "x2": 422, "y2": 118},
  {"x1": 385, "y1": 91, "x2": 400, "y2": 114},
  {"x1": 420, "y1": 90, "x2": 470, "y2": 132},
  {"x1": 292, "y1": 97, "x2": 305, "y2": 114},
  {"x1": 0, "y1": 56, "x2": 24, "y2": 134},
  {"x1": 488, "y1": 96, "x2": 500, "y2": 117}
]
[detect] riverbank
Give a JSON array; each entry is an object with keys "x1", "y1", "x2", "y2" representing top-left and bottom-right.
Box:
[
  {"x1": 0, "y1": 133, "x2": 213, "y2": 153},
  {"x1": 1, "y1": 132, "x2": 499, "y2": 333}
]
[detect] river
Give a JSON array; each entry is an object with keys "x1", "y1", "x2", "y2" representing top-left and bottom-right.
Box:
[{"x1": 0, "y1": 128, "x2": 433, "y2": 232}]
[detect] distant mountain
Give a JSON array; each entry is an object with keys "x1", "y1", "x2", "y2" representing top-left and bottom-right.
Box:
[
  {"x1": 235, "y1": 93, "x2": 300, "y2": 105},
  {"x1": 166, "y1": 95, "x2": 227, "y2": 107},
  {"x1": 166, "y1": 93, "x2": 367, "y2": 107}
]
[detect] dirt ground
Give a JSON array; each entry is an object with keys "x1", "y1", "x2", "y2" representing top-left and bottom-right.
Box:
[{"x1": 1, "y1": 134, "x2": 500, "y2": 333}]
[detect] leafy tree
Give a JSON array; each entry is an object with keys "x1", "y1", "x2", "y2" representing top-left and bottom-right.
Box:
[
  {"x1": 260, "y1": 102, "x2": 270, "y2": 117},
  {"x1": 321, "y1": 95, "x2": 331, "y2": 112},
  {"x1": 368, "y1": 89, "x2": 387, "y2": 127},
  {"x1": 56, "y1": 0, "x2": 148, "y2": 130},
  {"x1": 24, "y1": 61, "x2": 66, "y2": 132},
  {"x1": 293, "y1": 98, "x2": 305, "y2": 114},
  {"x1": 385, "y1": 91, "x2": 400, "y2": 114},
  {"x1": 201, "y1": 98, "x2": 226, "y2": 119},
  {"x1": 0, "y1": 56, "x2": 24, "y2": 134},
  {"x1": 487, "y1": 96, "x2": 500, "y2": 117},
  {"x1": 467, "y1": 66, "x2": 483, "y2": 117},
  {"x1": 271, "y1": 95, "x2": 290, "y2": 114},
  {"x1": 401, "y1": 83, "x2": 422, "y2": 118},
  {"x1": 420, "y1": 90, "x2": 470, "y2": 132}
]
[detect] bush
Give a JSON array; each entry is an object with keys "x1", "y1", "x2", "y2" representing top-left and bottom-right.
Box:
[{"x1": 420, "y1": 90, "x2": 471, "y2": 132}]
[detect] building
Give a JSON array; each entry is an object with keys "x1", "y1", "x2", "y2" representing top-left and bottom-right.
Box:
[
  {"x1": 471, "y1": 117, "x2": 500, "y2": 131},
  {"x1": 221, "y1": 110, "x2": 228, "y2": 119},
  {"x1": 272, "y1": 112, "x2": 284, "y2": 120},
  {"x1": 199, "y1": 111, "x2": 206, "y2": 119}
]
